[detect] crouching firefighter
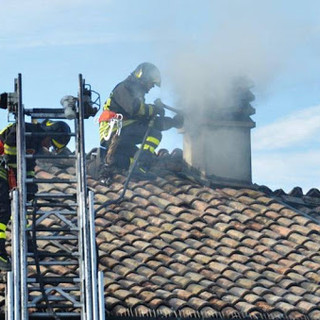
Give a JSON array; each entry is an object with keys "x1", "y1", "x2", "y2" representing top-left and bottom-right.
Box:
[
  {"x1": 98, "y1": 62, "x2": 183, "y2": 181},
  {"x1": 0, "y1": 119, "x2": 71, "y2": 271}
]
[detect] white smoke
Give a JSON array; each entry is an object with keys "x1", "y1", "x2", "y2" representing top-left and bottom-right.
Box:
[
  {"x1": 163, "y1": 1, "x2": 317, "y2": 114},
  {"x1": 157, "y1": 1, "x2": 320, "y2": 186}
]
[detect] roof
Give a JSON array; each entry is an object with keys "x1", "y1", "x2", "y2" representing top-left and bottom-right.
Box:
[
  {"x1": 258, "y1": 185, "x2": 320, "y2": 225},
  {"x1": 1, "y1": 149, "x2": 320, "y2": 319}
]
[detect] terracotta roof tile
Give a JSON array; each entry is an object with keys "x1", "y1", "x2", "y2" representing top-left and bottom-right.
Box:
[
  {"x1": 235, "y1": 301, "x2": 262, "y2": 314},
  {"x1": 304, "y1": 240, "x2": 320, "y2": 252},
  {"x1": 284, "y1": 293, "x2": 303, "y2": 305},
  {"x1": 168, "y1": 297, "x2": 188, "y2": 310},
  {"x1": 305, "y1": 271, "x2": 320, "y2": 283},
  {"x1": 264, "y1": 294, "x2": 283, "y2": 305},
  {"x1": 310, "y1": 310, "x2": 320, "y2": 320},
  {"x1": 244, "y1": 270, "x2": 263, "y2": 281},
  {"x1": 226, "y1": 229, "x2": 248, "y2": 242},
  {"x1": 303, "y1": 293, "x2": 320, "y2": 305},
  {"x1": 222, "y1": 294, "x2": 241, "y2": 305},
  {"x1": 188, "y1": 296, "x2": 211, "y2": 310},
  {"x1": 311, "y1": 253, "x2": 320, "y2": 264},
  {"x1": 186, "y1": 283, "x2": 209, "y2": 295},
  {"x1": 256, "y1": 196, "x2": 276, "y2": 206},
  {"x1": 308, "y1": 222, "x2": 320, "y2": 233}
]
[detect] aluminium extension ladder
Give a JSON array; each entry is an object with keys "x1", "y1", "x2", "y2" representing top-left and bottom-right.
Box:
[{"x1": 5, "y1": 74, "x2": 105, "y2": 319}]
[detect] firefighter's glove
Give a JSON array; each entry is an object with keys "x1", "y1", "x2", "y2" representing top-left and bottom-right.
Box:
[
  {"x1": 153, "y1": 105, "x2": 165, "y2": 118},
  {"x1": 157, "y1": 115, "x2": 184, "y2": 131},
  {"x1": 155, "y1": 117, "x2": 175, "y2": 131},
  {"x1": 172, "y1": 113, "x2": 184, "y2": 129},
  {"x1": 154, "y1": 98, "x2": 165, "y2": 108},
  {"x1": 153, "y1": 98, "x2": 166, "y2": 117},
  {"x1": 0, "y1": 93, "x2": 8, "y2": 110},
  {"x1": 27, "y1": 183, "x2": 38, "y2": 202}
]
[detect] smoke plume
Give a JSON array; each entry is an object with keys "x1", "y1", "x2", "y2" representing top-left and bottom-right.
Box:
[{"x1": 164, "y1": 1, "x2": 316, "y2": 117}]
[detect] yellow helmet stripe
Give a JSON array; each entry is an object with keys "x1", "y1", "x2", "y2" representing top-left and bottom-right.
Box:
[
  {"x1": 45, "y1": 120, "x2": 55, "y2": 126},
  {"x1": 52, "y1": 139, "x2": 64, "y2": 149}
]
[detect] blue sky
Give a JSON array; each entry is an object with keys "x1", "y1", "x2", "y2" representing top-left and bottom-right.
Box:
[{"x1": 1, "y1": 0, "x2": 320, "y2": 192}]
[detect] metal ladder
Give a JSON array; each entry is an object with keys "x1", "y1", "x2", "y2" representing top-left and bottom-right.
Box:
[{"x1": 5, "y1": 74, "x2": 105, "y2": 319}]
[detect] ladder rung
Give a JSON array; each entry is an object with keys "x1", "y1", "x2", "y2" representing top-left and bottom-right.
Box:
[
  {"x1": 25, "y1": 132, "x2": 75, "y2": 137},
  {"x1": 28, "y1": 285, "x2": 80, "y2": 291},
  {"x1": 28, "y1": 203, "x2": 77, "y2": 209},
  {"x1": 28, "y1": 302, "x2": 82, "y2": 308},
  {"x1": 25, "y1": 107, "x2": 65, "y2": 115},
  {"x1": 28, "y1": 260, "x2": 79, "y2": 266},
  {"x1": 27, "y1": 178, "x2": 77, "y2": 184},
  {"x1": 31, "y1": 296, "x2": 81, "y2": 302},
  {"x1": 26, "y1": 154, "x2": 76, "y2": 159},
  {"x1": 27, "y1": 252, "x2": 79, "y2": 258},
  {"x1": 25, "y1": 227, "x2": 79, "y2": 232},
  {"x1": 27, "y1": 277, "x2": 80, "y2": 284},
  {"x1": 29, "y1": 312, "x2": 81, "y2": 319},
  {"x1": 29, "y1": 209, "x2": 77, "y2": 214},
  {"x1": 35, "y1": 235, "x2": 78, "y2": 240},
  {"x1": 35, "y1": 193, "x2": 76, "y2": 199},
  {"x1": 26, "y1": 204, "x2": 78, "y2": 211}
]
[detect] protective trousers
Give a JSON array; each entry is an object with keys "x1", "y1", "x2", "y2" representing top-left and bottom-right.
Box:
[{"x1": 101, "y1": 121, "x2": 162, "y2": 171}]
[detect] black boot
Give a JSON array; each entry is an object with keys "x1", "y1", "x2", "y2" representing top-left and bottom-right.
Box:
[
  {"x1": 0, "y1": 239, "x2": 11, "y2": 271},
  {"x1": 131, "y1": 150, "x2": 156, "y2": 181},
  {"x1": 131, "y1": 167, "x2": 156, "y2": 181},
  {"x1": 99, "y1": 163, "x2": 118, "y2": 185}
]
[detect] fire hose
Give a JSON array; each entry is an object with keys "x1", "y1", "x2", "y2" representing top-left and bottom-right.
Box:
[{"x1": 153, "y1": 98, "x2": 182, "y2": 115}]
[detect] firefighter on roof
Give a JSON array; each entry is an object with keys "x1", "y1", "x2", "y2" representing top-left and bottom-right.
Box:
[
  {"x1": 99, "y1": 62, "x2": 183, "y2": 180},
  {"x1": 0, "y1": 119, "x2": 71, "y2": 271}
]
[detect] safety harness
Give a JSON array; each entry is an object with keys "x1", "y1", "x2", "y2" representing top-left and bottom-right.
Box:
[{"x1": 98, "y1": 110, "x2": 123, "y2": 141}]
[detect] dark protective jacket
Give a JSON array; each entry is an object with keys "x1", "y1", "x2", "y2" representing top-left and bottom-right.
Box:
[
  {"x1": 0, "y1": 122, "x2": 45, "y2": 181},
  {"x1": 99, "y1": 75, "x2": 155, "y2": 143},
  {"x1": 107, "y1": 75, "x2": 152, "y2": 118}
]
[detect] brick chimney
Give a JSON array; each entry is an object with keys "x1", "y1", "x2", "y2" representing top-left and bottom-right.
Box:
[{"x1": 183, "y1": 79, "x2": 255, "y2": 184}]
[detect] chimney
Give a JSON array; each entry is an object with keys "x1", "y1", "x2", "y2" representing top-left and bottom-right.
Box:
[{"x1": 183, "y1": 78, "x2": 255, "y2": 184}]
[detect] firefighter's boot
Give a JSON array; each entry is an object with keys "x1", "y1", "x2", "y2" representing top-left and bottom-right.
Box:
[
  {"x1": 131, "y1": 167, "x2": 156, "y2": 181},
  {"x1": 131, "y1": 150, "x2": 156, "y2": 181},
  {"x1": 99, "y1": 163, "x2": 118, "y2": 185}
]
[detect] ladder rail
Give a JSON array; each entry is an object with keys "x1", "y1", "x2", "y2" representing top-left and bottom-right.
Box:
[
  {"x1": 6, "y1": 271, "x2": 14, "y2": 320},
  {"x1": 11, "y1": 190, "x2": 20, "y2": 320},
  {"x1": 77, "y1": 74, "x2": 93, "y2": 319},
  {"x1": 15, "y1": 73, "x2": 29, "y2": 320},
  {"x1": 89, "y1": 191, "x2": 99, "y2": 319},
  {"x1": 98, "y1": 271, "x2": 106, "y2": 320}
]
